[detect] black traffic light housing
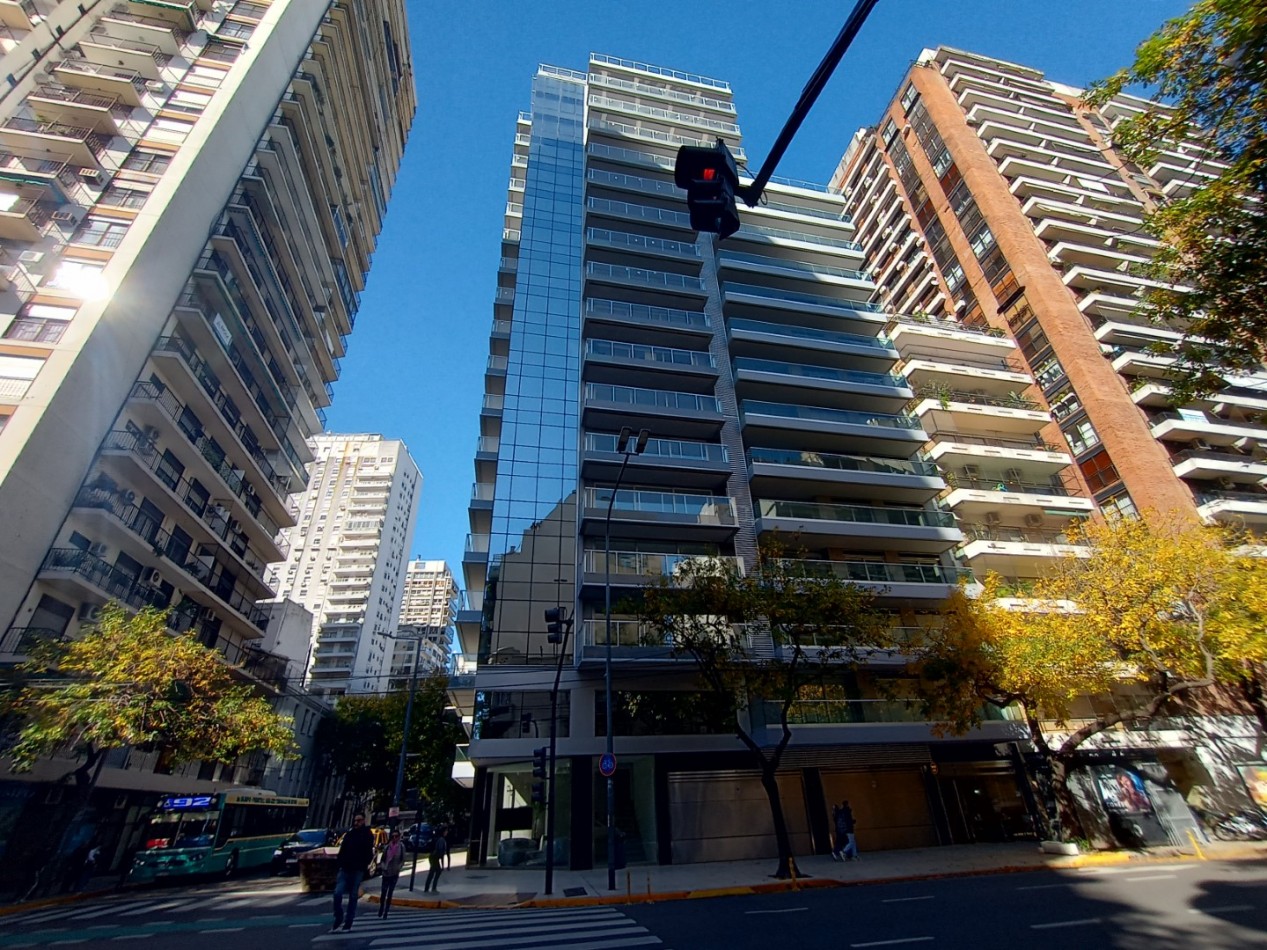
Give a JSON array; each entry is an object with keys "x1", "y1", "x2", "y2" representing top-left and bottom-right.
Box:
[
  {"x1": 531, "y1": 746, "x2": 549, "y2": 805},
  {"x1": 674, "y1": 139, "x2": 743, "y2": 240},
  {"x1": 544, "y1": 607, "x2": 574, "y2": 645}
]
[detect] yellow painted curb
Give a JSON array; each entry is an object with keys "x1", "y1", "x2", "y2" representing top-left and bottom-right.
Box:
[{"x1": 0, "y1": 887, "x2": 119, "y2": 917}]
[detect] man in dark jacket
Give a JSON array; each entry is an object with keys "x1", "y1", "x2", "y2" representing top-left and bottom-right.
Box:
[{"x1": 331, "y1": 814, "x2": 375, "y2": 932}]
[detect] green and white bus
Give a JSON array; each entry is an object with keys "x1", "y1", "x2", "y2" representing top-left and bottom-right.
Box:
[{"x1": 129, "y1": 789, "x2": 309, "y2": 882}]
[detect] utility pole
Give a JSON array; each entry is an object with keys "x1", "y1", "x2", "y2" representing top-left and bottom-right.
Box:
[
  {"x1": 543, "y1": 607, "x2": 574, "y2": 895},
  {"x1": 390, "y1": 633, "x2": 424, "y2": 829}
]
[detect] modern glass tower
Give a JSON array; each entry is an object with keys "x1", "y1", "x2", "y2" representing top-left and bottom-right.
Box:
[{"x1": 458, "y1": 55, "x2": 1031, "y2": 871}]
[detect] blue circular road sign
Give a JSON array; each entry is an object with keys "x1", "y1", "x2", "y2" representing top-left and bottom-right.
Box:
[{"x1": 599, "y1": 752, "x2": 617, "y2": 777}]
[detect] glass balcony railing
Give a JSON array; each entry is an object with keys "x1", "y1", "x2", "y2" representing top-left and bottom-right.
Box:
[
  {"x1": 582, "y1": 550, "x2": 744, "y2": 580},
  {"x1": 1195, "y1": 489, "x2": 1267, "y2": 507},
  {"x1": 586, "y1": 432, "x2": 728, "y2": 464},
  {"x1": 728, "y1": 318, "x2": 894, "y2": 352},
  {"x1": 785, "y1": 559, "x2": 974, "y2": 585},
  {"x1": 587, "y1": 487, "x2": 736, "y2": 524},
  {"x1": 585, "y1": 226, "x2": 699, "y2": 258},
  {"x1": 721, "y1": 250, "x2": 869, "y2": 282},
  {"x1": 945, "y1": 475, "x2": 1076, "y2": 496},
  {"x1": 913, "y1": 387, "x2": 1042, "y2": 411},
  {"x1": 742, "y1": 400, "x2": 921, "y2": 429},
  {"x1": 587, "y1": 71, "x2": 735, "y2": 112},
  {"x1": 587, "y1": 141, "x2": 676, "y2": 171},
  {"x1": 587, "y1": 168, "x2": 682, "y2": 199},
  {"x1": 588, "y1": 94, "x2": 741, "y2": 135},
  {"x1": 889, "y1": 314, "x2": 1010, "y2": 338},
  {"x1": 586, "y1": 338, "x2": 714, "y2": 369},
  {"x1": 734, "y1": 357, "x2": 904, "y2": 388},
  {"x1": 586, "y1": 196, "x2": 691, "y2": 228},
  {"x1": 585, "y1": 297, "x2": 709, "y2": 331},
  {"x1": 586, "y1": 382, "x2": 721, "y2": 414},
  {"x1": 724, "y1": 281, "x2": 886, "y2": 314},
  {"x1": 585, "y1": 261, "x2": 705, "y2": 293},
  {"x1": 759, "y1": 499, "x2": 957, "y2": 529},
  {"x1": 749, "y1": 447, "x2": 939, "y2": 478},
  {"x1": 959, "y1": 525, "x2": 1081, "y2": 545},
  {"x1": 737, "y1": 222, "x2": 863, "y2": 252}
]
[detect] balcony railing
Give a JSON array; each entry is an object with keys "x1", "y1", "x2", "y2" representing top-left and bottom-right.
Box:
[
  {"x1": 585, "y1": 338, "x2": 714, "y2": 369},
  {"x1": 724, "y1": 281, "x2": 886, "y2": 314},
  {"x1": 721, "y1": 250, "x2": 869, "y2": 282},
  {"x1": 749, "y1": 447, "x2": 939, "y2": 478},
  {"x1": 742, "y1": 400, "x2": 921, "y2": 429},
  {"x1": 585, "y1": 261, "x2": 705, "y2": 293},
  {"x1": 785, "y1": 559, "x2": 975, "y2": 585},
  {"x1": 585, "y1": 226, "x2": 699, "y2": 258},
  {"x1": 945, "y1": 474, "x2": 1076, "y2": 496},
  {"x1": 0, "y1": 626, "x2": 68, "y2": 655},
  {"x1": 925, "y1": 433, "x2": 1065, "y2": 453},
  {"x1": 735, "y1": 357, "x2": 904, "y2": 388},
  {"x1": 586, "y1": 487, "x2": 737, "y2": 524},
  {"x1": 586, "y1": 432, "x2": 728, "y2": 463},
  {"x1": 586, "y1": 196, "x2": 691, "y2": 228},
  {"x1": 759, "y1": 499, "x2": 956, "y2": 529},
  {"x1": 728, "y1": 318, "x2": 894, "y2": 352},
  {"x1": 583, "y1": 550, "x2": 744, "y2": 580},
  {"x1": 585, "y1": 297, "x2": 708, "y2": 331},
  {"x1": 40, "y1": 547, "x2": 168, "y2": 612},
  {"x1": 737, "y1": 222, "x2": 863, "y2": 252},
  {"x1": 3, "y1": 316, "x2": 66, "y2": 344},
  {"x1": 1195, "y1": 489, "x2": 1267, "y2": 506},
  {"x1": 889, "y1": 314, "x2": 1010, "y2": 338},
  {"x1": 85, "y1": 31, "x2": 171, "y2": 64},
  {"x1": 586, "y1": 382, "x2": 721, "y2": 414},
  {"x1": 959, "y1": 525, "x2": 1080, "y2": 545},
  {"x1": 914, "y1": 387, "x2": 1041, "y2": 411}
]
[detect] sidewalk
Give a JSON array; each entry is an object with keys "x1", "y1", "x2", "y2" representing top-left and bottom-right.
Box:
[{"x1": 380, "y1": 839, "x2": 1267, "y2": 911}]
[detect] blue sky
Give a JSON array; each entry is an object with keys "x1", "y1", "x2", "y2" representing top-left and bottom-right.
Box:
[{"x1": 325, "y1": 0, "x2": 1190, "y2": 584}]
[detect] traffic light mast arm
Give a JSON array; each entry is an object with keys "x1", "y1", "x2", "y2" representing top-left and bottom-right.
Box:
[{"x1": 735, "y1": 0, "x2": 881, "y2": 208}]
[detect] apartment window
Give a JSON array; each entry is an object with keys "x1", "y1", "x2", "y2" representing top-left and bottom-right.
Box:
[
  {"x1": 185, "y1": 65, "x2": 226, "y2": 89},
  {"x1": 1033, "y1": 356, "x2": 1065, "y2": 390},
  {"x1": 199, "y1": 40, "x2": 241, "y2": 64},
  {"x1": 99, "y1": 182, "x2": 151, "y2": 209},
  {"x1": 218, "y1": 19, "x2": 255, "y2": 41},
  {"x1": 1100, "y1": 491, "x2": 1138, "y2": 521},
  {"x1": 1080, "y1": 450, "x2": 1121, "y2": 493},
  {"x1": 1048, "y1": 386, "x2": 1081, "y2": 421},
  {"x1": 880, "y1": 119, "x2": 898, "y2": 147},
  {"x1": 121, "y1": 150, "x2": 173, "y2": 175},
  {"x1": 71, "y1": 217, "x2": 130, "y2": 249},
  {"x1": 1064, "y1": 419, "x2": 1100, "y2": 455},
  {"x1": 150, "y1": 117, "x2": 195, "y2": 143},
  {"x1": 900, "y1": 83, "x2": 919, "y2": 113},
  {"x1": 3, "y1": 303, "x2": 75, "y2": 344},
  {"x1": 1015, "y1": 321, "x2": 1050, "y2": 365}
]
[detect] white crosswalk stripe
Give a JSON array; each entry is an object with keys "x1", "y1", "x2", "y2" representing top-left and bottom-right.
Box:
[
  {"x1": 7, "y1": 890, "x2": 310, "y2": 926},
  {"x1": 311, "y1": 906, "x2": 670, "y2": 950}
]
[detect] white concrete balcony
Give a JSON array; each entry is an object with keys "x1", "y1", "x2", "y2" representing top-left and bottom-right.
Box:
[
  {"x1": 1077, "y1": 289, "x2": 1143, "y2": 321},
  {"x1": 958, "y1": 525, "x2": 1091, "y2": 575},
  {"x1": 1063, "y1": 264, "x2": 1170, "y2": 296},
  {"x1": 885, "y1": 316, "x2": 1016, "y2": 362},
  {"x1": 909, "y1": 393, "x2": 1050, "y2": 437},
  {"x1": 1110, "y1": 349, "x2": 1176, "y2": 379},
  {"x1": 1150, "y1": 410, "x2": 1267, "y2": 447},
  {"x1": 986, "y1": 137, "x2": 1115, "y2": 180},
  {"x1": 1048, "y1": 240, "x2": 1152, "y2": 273},
  {"x1": 1093, "y1": 318, "x2": 1182, "y2": 348},
  {"x1": 941, "y1": 479, "x2": 1094, "y2": 521},
  {"x1": 1170, "y1": 447, "x2": 1267, "y2": 485},
  {"x1": 924, "y1": 435, "x2": 1072, "y2": 477},
  {"x1": 1196, "y1": 490, "x2": 1267, "y2": 525},
  {"x1": 1032, "y1": 215, "x2": 1160, "y2": 253},
  {"x1": 1009, "y1": 175, "x2": 1142, "y2": 215},
  {"x1": 899, "y1": 357, "x2": 1031, "y2": 396}
]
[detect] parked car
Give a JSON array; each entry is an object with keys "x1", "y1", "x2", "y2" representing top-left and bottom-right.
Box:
[
  {"x1": 404, "y1": 822, "x2": 434, "y2": 853},
  {"x1": 272, "y1": 828, "x2": 336, "y2": 874}
]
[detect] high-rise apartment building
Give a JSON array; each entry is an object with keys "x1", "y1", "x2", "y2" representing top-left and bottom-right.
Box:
[
  {"x1": 0, "y1": 0, "x2": 413, "y2": 874},
  {"x1": 458, "y1": 54, "x2": 1029, "y2": 871},
  {"x1": 269, "y1": 433, "x2": 421, "y2": 696},
  {"x1": 836, "y1": 47, "x2": 1264, "y2": 845},
  {"x1": 388, "y1": 558, "x2": 457, "y2": 685}
]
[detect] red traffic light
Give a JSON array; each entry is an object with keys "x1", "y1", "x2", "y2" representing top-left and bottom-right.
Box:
[{"x1": 674, "y1": 141, "x2": 742, "y2": 239}]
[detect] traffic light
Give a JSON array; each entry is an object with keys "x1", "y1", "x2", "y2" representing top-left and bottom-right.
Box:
[
  {"x1": 674, "y1": 139, "x2": 742, "y2": 239},
  {"x1": 544, "y1": 607, "x2": 573, "y2": 644},
  {"x1": 531, "y1": 746, "x2": 549, "y2": 805}
]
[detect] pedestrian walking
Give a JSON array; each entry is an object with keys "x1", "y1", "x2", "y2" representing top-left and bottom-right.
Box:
[
  {"x1": 423, "y1": 825, "x2": 448, "y2": 892},
  {"x1": 331, "y1": 813, "x2": 375, "y2": 933},
  {"x1": 834, "y1": 800, "x2": 858, "y2": 861},
  {"x1": 377, "y1": 830, "x2": 405, "y2": 918}
]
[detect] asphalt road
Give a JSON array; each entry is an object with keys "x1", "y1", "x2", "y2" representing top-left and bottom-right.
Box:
[{"x1": 1, "y1": 859, "x2": 1264, "y2": 950}]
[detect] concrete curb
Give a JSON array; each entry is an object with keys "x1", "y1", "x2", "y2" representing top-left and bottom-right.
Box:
[{"x1": 375, "y1": 844, "x2": 1267, "y2": 912}]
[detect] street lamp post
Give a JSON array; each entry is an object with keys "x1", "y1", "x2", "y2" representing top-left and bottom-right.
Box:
[
  {"x1": 603, "y1": 426, "x2": 648, "y2": 891},
  {"x1": 390, "y1": 632, "x2": 425, "y2": 829},
  {"x1": 542, "y1": 606, "x2": 573, "y2": 896}
]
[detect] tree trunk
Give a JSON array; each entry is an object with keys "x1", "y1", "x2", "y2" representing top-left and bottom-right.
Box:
[
  {"x1": 757, "y1": 761, "x2": 799, "y2": 879},
  {"x1": 1050, "y1": 756, "x2": 1086, "y2": 843},
  {"x1": 1239, "y1": 668, "x2": 1267, "y2": 735}
]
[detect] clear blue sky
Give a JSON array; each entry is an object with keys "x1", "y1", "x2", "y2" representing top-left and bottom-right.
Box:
[{"x1": 325, "y1": 0, "x2": 1190, "y2": 586}]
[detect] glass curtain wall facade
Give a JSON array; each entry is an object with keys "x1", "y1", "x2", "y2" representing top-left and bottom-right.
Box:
[{"x1": 460, "y1": 54, "x2": 1032, "y2": 870}]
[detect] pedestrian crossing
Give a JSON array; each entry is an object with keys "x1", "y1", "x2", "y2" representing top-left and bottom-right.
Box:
[
  {"x1": 312, "y1": 905, "x2": 671, "y2": 950},
  {"x1": 7, "y1": 889, "x2": 305, "y2": 926}
]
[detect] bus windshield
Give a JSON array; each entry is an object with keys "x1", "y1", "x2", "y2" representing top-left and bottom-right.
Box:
[{"x1": 144, "y1": 809, "x2": 219, "y2": 850}]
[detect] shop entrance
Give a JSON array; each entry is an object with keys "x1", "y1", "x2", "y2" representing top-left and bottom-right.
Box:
[{"x1": 937, "y1": 762, "x2": 1034, "y2": 843}]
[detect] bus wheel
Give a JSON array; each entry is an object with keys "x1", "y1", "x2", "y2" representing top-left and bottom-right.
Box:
[{"x1": 224, "y1": 851, "x2": 239, "y2": 878}]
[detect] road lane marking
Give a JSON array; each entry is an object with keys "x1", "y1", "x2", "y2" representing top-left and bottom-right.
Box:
[
  {"x1": 198, "y1": 927, "x2": 244, "y2": 933},
  {"x1": 1031, "y1": 918, "x2": 1103, "y2": 929},
  {"x1": 882, "y1": 895, "x2": 934, "y2": 903},
  {"x1": 850, "y1": 939, "x2": 934, "y2": 948},
  {"x1": 1124, "y1": 873, "x2": 1176, "y2": 882},
  {"x1": 745, "y1": 907, "x2": 808, "y2": 914},
  {"x1": 1189, "y1": 905, "x2": 1254, "y2": 915},
  {"x1": 1016, "y1": 883, "x2": 1072, "y2": 891}
]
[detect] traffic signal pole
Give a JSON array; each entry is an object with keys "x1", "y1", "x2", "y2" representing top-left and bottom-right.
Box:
[
  {"x1": 736, "y1": 0, "x2": 881, "y2": 208},
  {"x1": 543, "y1": 611, "x2": 571, "y2": 895}
]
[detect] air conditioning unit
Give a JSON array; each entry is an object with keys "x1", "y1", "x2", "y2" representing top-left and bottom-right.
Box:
[
  {"x1": 145, "y1": 80, "x2": 166, "y2": 93},
  {"x1": 121, "y1": 489, "x2": 137, "y2": 504},
  {"x1": 1193, "y1": 440, "x2": 1213, "y2": 451},
  {"x1": 962, "y1": 464, "x2": 980, "y2": 478},
  {"x1": 1024, "y1": 513, "x2": 1044, "y2": 528},
  {"x1": 984, "y1": 511, "x2": 1002, "y2": 526},
  {"x1": 79, "y1": 603, "x2": 104, "y2": 622},
  {"x1": 50, "y1": 209, "x2": 77, "y2": 223},
  {"x1": 145, "y1": 569, "x2": 163, "y2": 586},
  {"x1": 18, "y1": 250, "x2": 43, "y2": 264},
  {"x1": 78, "y1": 168, "x2": 104, "y2": 185},
  {"x1": 88, "y1": 542, "x2": 108, "y2": 557},
  {"x1": 200, "y1": 606, "x2": 217, "y2": 620},
  {"x1": 1004, "y1": 468, "x2": 1024, "y2": 482},
  {"x1": 142, "y1": 425, "x2": 160, "y2": 442}
]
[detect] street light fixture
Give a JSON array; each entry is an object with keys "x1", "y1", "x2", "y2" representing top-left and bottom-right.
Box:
[{"x1": 603, "y1": 426, "x2": 648, "y2": 891}]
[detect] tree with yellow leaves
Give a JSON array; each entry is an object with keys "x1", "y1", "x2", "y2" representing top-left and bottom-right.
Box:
[{"x1": 914, "y1": 515, "x2": 1267, "y2": 837}]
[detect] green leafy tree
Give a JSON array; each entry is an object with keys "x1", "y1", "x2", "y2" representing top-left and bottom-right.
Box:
[
  {"x1": 914, "y1": 517, "x2": 1267, "y2": 838},
  {"x1": 1087, "y1": 1, "x2": 1267, "y2": 400},
  {"x1": 316, "y1": 677, "x2": 467, "y2": 821},
  {"x1": 637, "y1": 544, "x2": 891, "y2": 878},
  {"x1": 6, "y1": 603, "x2": 296, "y2": 780}
]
